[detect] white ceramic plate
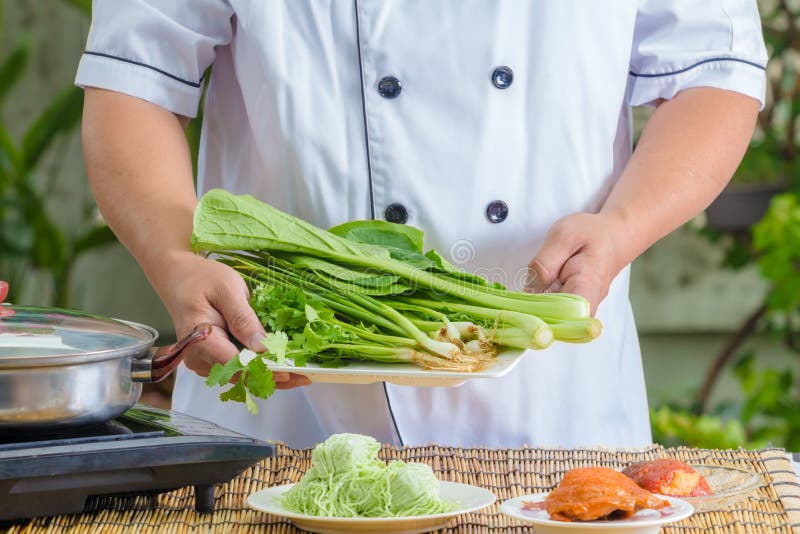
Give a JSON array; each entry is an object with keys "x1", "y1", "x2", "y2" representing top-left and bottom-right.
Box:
[
  {"x1": 247, "y1": 481, "x2": 496, "y2": 534},
  {"x1": 500, "y1": 493, "x2": 693, "y2": 534},
  {"x1": 266, "y1": 349, "x2": 524, "y2": 387}
]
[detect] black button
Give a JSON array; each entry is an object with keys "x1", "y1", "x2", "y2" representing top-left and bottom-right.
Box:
[
  {"x1": 486, "y1": 201, "x2": 508, "y2": 223},
  {"x1": 378, "y1": 76, "x2": 402, "y2": 99},
  {"x1": 491, "y1": 66, "x2": 513, "y2": 89},
  {"x1": 385, "y1": 203, "x2": 408, "y2": 224}
]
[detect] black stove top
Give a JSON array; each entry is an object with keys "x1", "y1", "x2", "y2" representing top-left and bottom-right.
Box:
[
  {"x1": 0, "y1": 404, "x2": 274, "y2": 522},
  {"x1": 0, "y1": 418, "x2": 160, "y2": 446}
]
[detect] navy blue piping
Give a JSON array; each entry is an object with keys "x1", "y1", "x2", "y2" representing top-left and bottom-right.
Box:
[
  {"x1": 83, "y1": 50, "x2": 203, "y2": 88},
  {"x1": 353, "y1": 0, "x2": 376, "y2": 220},
  {"x1": 629, "y1": 57, "x2": 765, "y2": 78},
  {"x1": 353, "y1": 0, "x2": 401, "y2": 447},
  {"x1": 382, "y1": 385, "x2": 404, "y2": 446}
]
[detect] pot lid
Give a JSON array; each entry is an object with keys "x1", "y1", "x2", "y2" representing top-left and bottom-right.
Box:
[{"x1": 0, "y1": 304, "x2": 157, "y2": 368}]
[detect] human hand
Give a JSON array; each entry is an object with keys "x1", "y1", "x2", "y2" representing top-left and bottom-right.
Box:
[
  {"x1": 525, "y1": 213, "x2": 627, "y2": 315},
  {"x1": 156, "y1": 252, "x2": 311, "y2": 389}
]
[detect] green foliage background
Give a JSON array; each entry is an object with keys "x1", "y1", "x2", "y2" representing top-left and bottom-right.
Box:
[
  {"x1": 1, "y1": 0, "x2": 799, "y2": 450},
  {"x1": 652, "y1": 0, "x2": 800, "y2": 451}
]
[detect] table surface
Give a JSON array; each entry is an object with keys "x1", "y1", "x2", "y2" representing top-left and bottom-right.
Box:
[{"x1": 3, "y1": 444, "x2": 800, "y2": 533}]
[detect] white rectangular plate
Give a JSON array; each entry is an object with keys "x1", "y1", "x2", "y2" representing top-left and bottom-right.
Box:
[{"x1": 266, "y1": 349, "x2": 525, "y2": 387}]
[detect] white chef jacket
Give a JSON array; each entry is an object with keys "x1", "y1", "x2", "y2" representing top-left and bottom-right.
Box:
[{"x1": 76, "y1": 1, "x2": 767, "y2": 449}]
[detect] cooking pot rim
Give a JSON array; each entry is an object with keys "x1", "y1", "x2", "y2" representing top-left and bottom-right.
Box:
[{"x1": 0, "y1": 305, "x2": 159, "y2": 369}]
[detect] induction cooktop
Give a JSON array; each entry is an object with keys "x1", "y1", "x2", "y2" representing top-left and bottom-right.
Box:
[{"x1": 0, "y1": 404, "x2": 274, "y2": 521}]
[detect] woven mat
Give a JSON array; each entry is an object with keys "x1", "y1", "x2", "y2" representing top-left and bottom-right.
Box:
[{"x1": 3, "y1": 445, "x2": 799, "y2": 533}]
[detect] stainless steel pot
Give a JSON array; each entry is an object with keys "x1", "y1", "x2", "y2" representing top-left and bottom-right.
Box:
[{"x1": 0, "y1": 283, "x2": 210, "y2": 430}]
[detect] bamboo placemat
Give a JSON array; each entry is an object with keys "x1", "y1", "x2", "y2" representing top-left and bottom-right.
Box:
[{"x1": 3, "y1": 445, "x2": 799, "y2": 533}]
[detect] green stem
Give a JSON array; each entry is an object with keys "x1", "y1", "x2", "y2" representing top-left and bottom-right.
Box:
[
  {"x1": 402, "y1": 297, "x2": 553, "y2": 349},
  {"x1": 231, "y1": 254, "x2": 461, "y2": 359},
  {"x1": 229, "y1": 254, "x2": 406, "y2": 335},
  {"x1": 489, "y1": 327, "x2": 533, "y2": 350},
  {"x1": 546, "y1": 317, "x2": 603, "y2": 342},
  {"x1": 333, "y1": 321, "x2": 418, "y2": 348},
  {"x1": 319, "y1": 343, "x2": 418, "y2": 362},
  {"x1": 332, "y1": 255, "x2": 589, "y2": 320},
  {"x1": 344, "y1": 291, "x2": 461, "y2": 359}
]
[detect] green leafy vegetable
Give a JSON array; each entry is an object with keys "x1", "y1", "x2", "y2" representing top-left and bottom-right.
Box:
[
  {"x1": 281, "y1": 434, "x2": 455, "y2": 517},
  {"x1": 243, "y1": 357, "x2": 275, "y2": 398},
  {"x1": 206, "y1": 352, "x2": 275, "y2": 415},
  {"x1": 309, "y1": 433, "x2": 382, "y2": 477},
  {"x1": 192, "y1": 189, "x2": 589, "y2": 319},
  {"x1": 219, "y1": 381, "x2": 247, "y2": 403},
  {"x1": 193, "y1": 189, "x2": 602, "y2": 412},
  {"x1": 262, "y1": 331, "x2": 288, "y2": 365},
  {"x1": 191, "y1": 189, "x2": 387, "y2": 260},
  {"x1": 328, "y1": 219, "x2": 425, "y2": 253},
  {"x1": 206, "y1": 354, "x2": 246, "y2": 387}
]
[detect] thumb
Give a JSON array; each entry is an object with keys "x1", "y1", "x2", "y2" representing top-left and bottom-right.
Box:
[
  {"x1": 526, "y1": 224, "x2": 580, "y2": 293},
  {"x1": 210, "y1": 279, "x2": 268, "y2": 352}
]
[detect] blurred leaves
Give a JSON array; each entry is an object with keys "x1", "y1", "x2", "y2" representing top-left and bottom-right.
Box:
[
  {"x1": 718, "y1": 1, "x2": 800, "y2": 190},
  {"x1": 22, "y1": 86, "x2": 83, "y2": 169},
  {"x1": 0, "y1": 41, "x2": 28, "y2": 106},
  {"x1": 0, "y1": 123, "x2": 22, "y2": 174},
  {"x1": 734, "y1": 353, "x2": 800, "y2": 447},
  {"x1": 666, "y1": 193, "x2": 800, "y2": 450},
  {"x1": 651, "y1": 406, "x2": 748, "y2": 450},
  {"x1": 74, "y1": 225, "x2": 117, "y2": 257},
  {"x1": 0, "y1": 1, "x2": 114, "y2": 308},
  {"x1": 652, "y1": 351, "x2": 800, "y2": 450},
  {"x1": 753, "y1": 193, "x2": 800, "y2": 311},
  {"x1": 736, "y1": 138, "x2": 796, "y2": 186},
  {"x1": 61, "y1": 0, "x2": 91, "y2": 15},
  {"x1": 662, "y1": 2, "x2": 800, "y2": 452},
  {"x1": 0, "y1": 0, "x2": 204, "y2": 309}
]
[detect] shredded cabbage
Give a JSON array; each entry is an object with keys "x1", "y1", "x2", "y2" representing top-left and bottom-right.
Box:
[
  {"x1": 309, "y1": 433, "x2": 383, "y2": 478},
  {"x1": 282, "y1": 433, "x2": 454, "y2": 517}
]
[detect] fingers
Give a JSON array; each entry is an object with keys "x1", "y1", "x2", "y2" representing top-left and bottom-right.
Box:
[
  {"x1": 557, "y1": 252, "x2": 584, "y2": 286},
  {"x1": 273, "y1": 372, "x2": 312, "y2": 390},
  {"x1": 210, "y1": 277, "x2": 268, "y2": 352},
  {"x1": 526, "y1": 221, "x2": 583, "y2": 293},
  {"x1": 561, "y1": 275, "x2": 600, "y2": 317},
  {"x1": 559, "y1": 253, "x2": 607, "y2": 316},
  {"x1": 525, "y1": 214, "x2": 614, "y2": 315},
  {"x1": 181, "y1": 325, "x2": 239, "y2": 377}
]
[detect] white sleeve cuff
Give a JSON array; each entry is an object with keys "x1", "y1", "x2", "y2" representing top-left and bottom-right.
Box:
[
  {"x1": 626, "y1": 58, "x2": 766, "y2": 109},
  {"x1": 75, "y1": 52, "x2": 203, "y2": 118}
]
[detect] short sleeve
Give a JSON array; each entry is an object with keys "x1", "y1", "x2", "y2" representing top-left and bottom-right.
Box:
[
  {"x1": 627, "y1": 0, "x2": 768, "y2": 108},
  {"x1": 75, "y1": 0, "x2": 234, "y2": 118}
]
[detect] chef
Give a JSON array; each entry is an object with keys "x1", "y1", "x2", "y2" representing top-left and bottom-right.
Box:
[{"x1": 76, "y1": 1, "x2": 766, "y2": 448}]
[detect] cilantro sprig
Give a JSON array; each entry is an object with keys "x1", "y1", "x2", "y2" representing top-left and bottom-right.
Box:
[{"x1": 206, "y1": 331, "x2": 287, "y2": 415}]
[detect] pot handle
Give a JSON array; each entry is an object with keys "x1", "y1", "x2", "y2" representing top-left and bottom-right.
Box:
[{"x1": 132, "y1": 323, "x2": 213, "y2": 383}]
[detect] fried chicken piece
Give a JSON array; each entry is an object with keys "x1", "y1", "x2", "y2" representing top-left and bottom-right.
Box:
[
  {"x1": 623, "y1": 459, "x2": 712, "y2": 497},
  {"x1": 544, "y1": 467, "x2": 669, "y2": 522}
]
